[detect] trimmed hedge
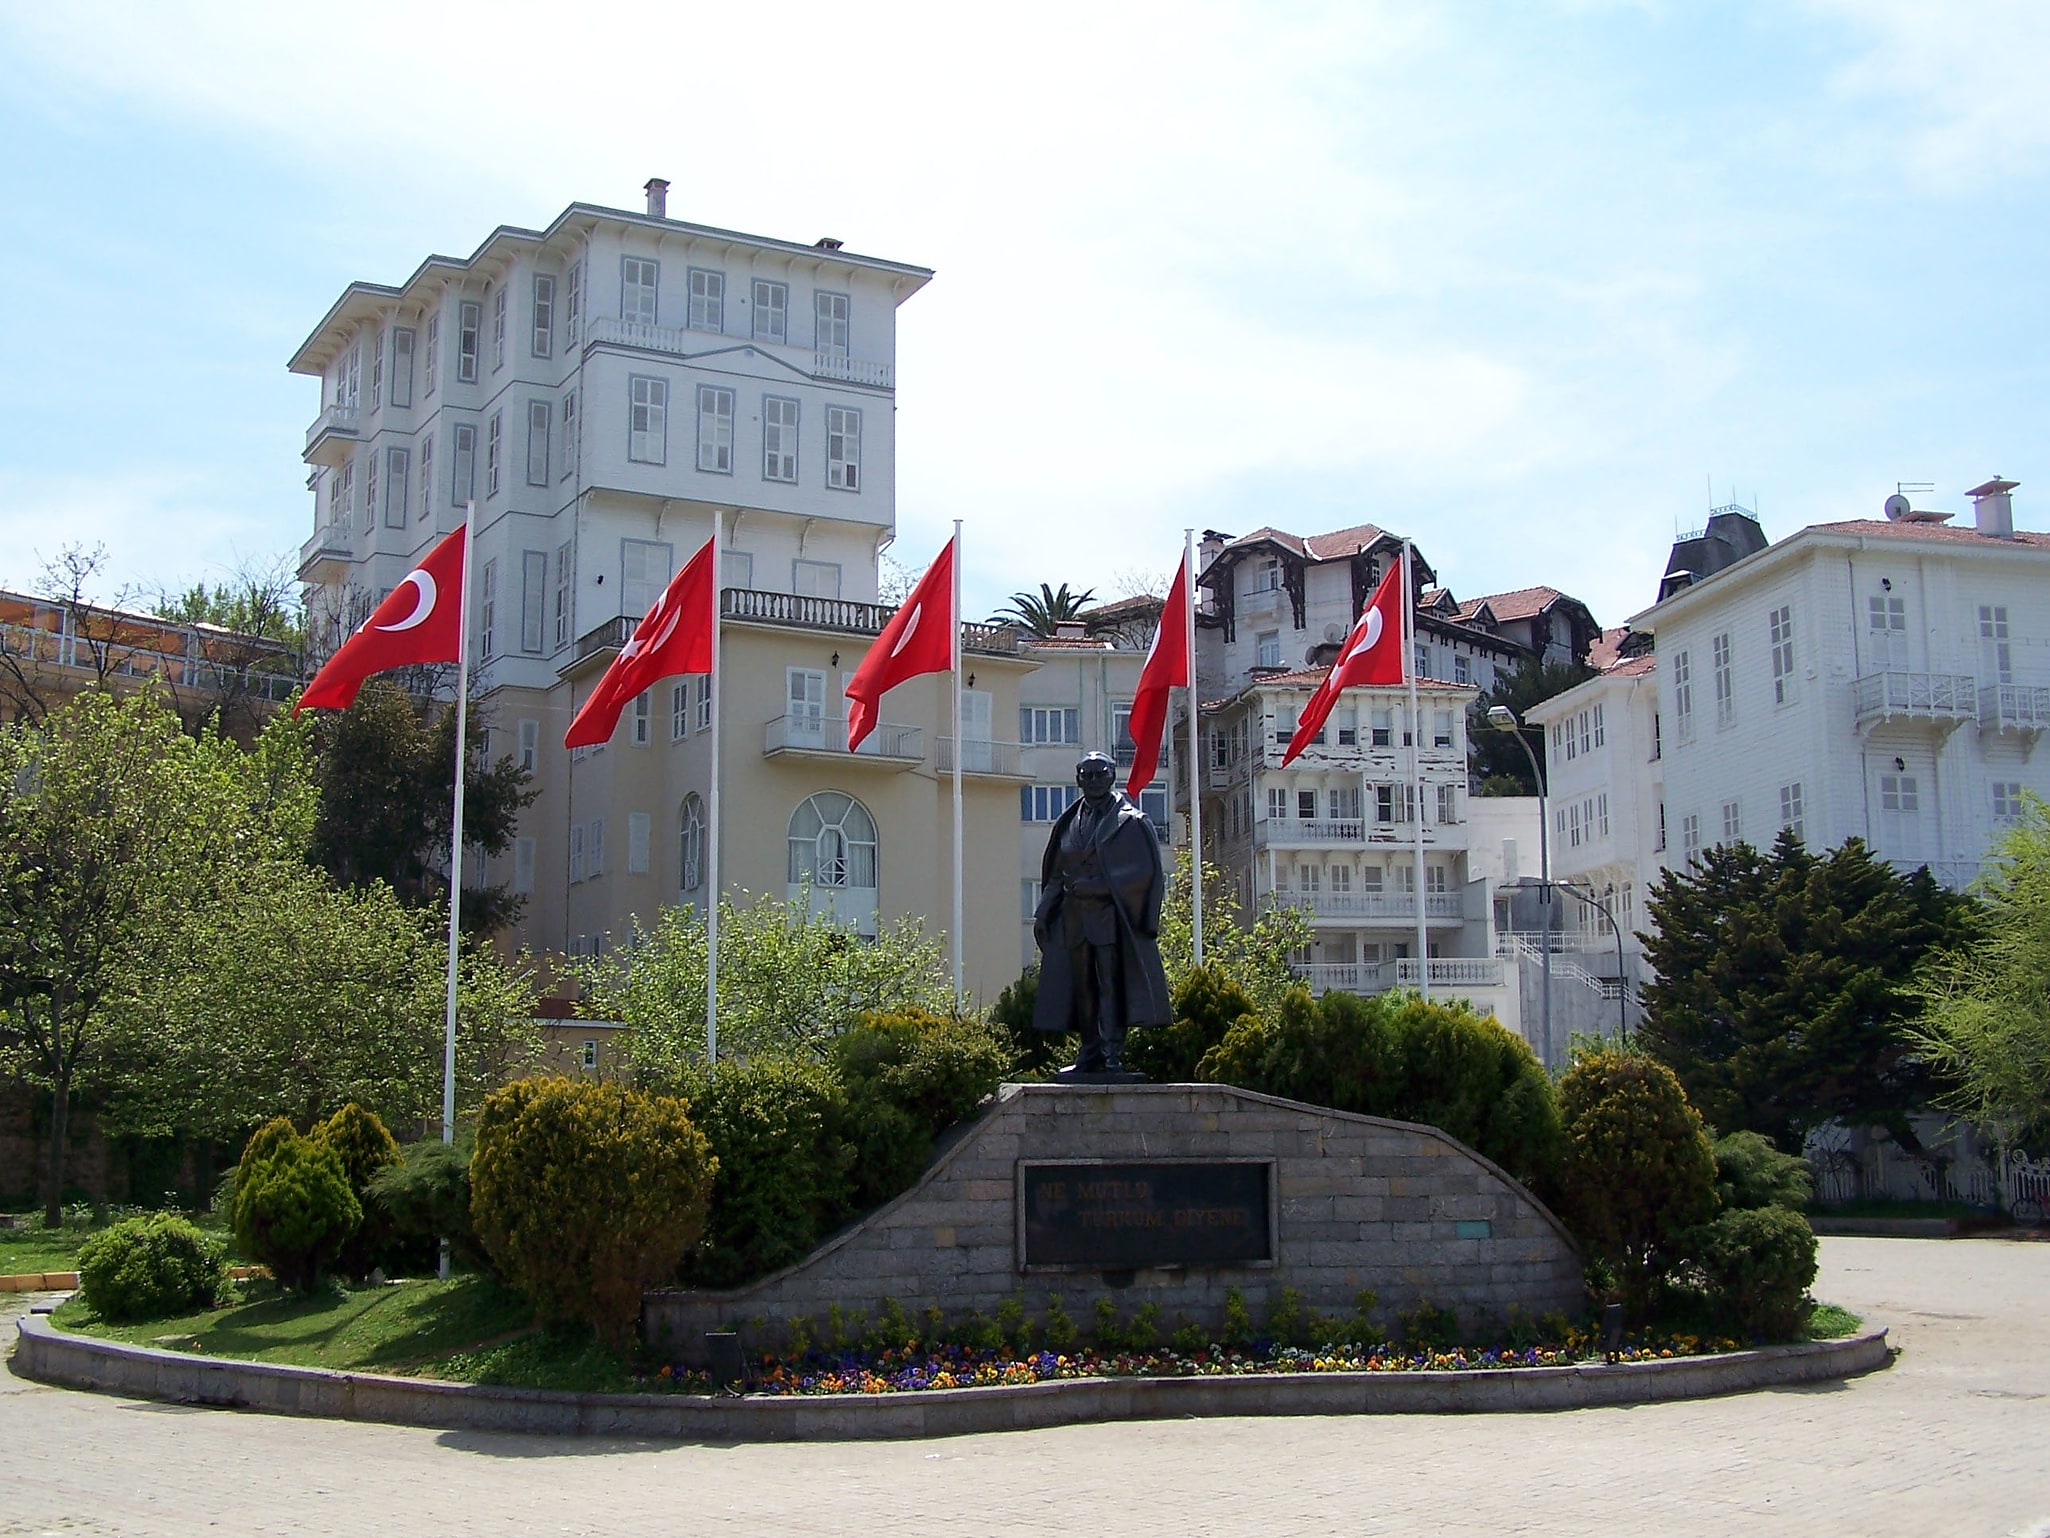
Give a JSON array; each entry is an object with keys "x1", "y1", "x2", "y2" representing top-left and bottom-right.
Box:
[{"x1": 76, "y1": 1214, "x2": 230, "y2": 1322}]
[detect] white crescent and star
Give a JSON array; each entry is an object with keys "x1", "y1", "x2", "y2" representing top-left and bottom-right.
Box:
[
  {"x1": 1344, "y1": 606, "x2": 1384, "y2": 661},
  {"x1": 374, "y1": 570, "x2": 437, "y2": 632},
  {"x1": 888, "y1": 603, "x2": 924, "y2": 659}
]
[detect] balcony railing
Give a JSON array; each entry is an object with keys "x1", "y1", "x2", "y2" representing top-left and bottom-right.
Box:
[
  {"x1": 722, "y1": 588, "x2": 1018, "y2": 655},
  {"x1": 0, "y1": 620, "x2": 300, "y2": 702},
  {"x1": 573, "y1": 615, "x2": 634, "y2": 662},
  {"x1": 812, "y1": 350, "x2": 894, "y2": 388},
  {"x1": 1267, "y1": 891, "x2": 1463, "y2": 922},
  {"x1": 936, "y1": 736, "x2": 1028, "y2": 777},
  {"x1": 582, "y1": 317, "x2": 894, "y2": 389},
  {"x1": 1289, "y1": 957, "x2": 1504, "y2": 996},
  {"x1": 297, "y1": 523, "x2": 353, "y2": 579},
  {"x1": 1982, "y1": 682, "x2": 2050, "y2": 734},
  {"x1": 764, "y1": 713, "x2": 923, "y2": 763},
  {"x1": 303, "y1": 402, "x2": 362, "y2": 465},
  {"x1": 1853, "y1": 671, "x2": 1978, "y2": 734}
]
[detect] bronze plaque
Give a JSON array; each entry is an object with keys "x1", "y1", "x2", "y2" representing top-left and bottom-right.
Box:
[{"x1": 1018, "y1": 1160, "x2": 1274, "y2": 1271}]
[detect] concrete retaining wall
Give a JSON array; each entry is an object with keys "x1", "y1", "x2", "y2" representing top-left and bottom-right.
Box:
[
  {"x1": 646, "y1": 1082, "x2": 1583, "y2": 1363},
  {"x1": 10, "y1": 1312, "x2": 1894, "y2": 1440}
]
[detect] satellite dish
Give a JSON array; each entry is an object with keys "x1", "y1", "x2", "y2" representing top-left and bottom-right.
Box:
[
  {"x1": 1324, "y1": 623, "x2": 1344, "y2": 644},
  {"x1": 1884, "y1": 493, "x2": 1912, "y2": 520}
]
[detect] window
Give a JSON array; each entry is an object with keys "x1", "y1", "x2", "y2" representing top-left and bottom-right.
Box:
[
  {"x1": 391, "y1": 327, "x2": 414, "y2": 408},
  {"x1": 1298, "y1": 864, "x2": 1320, "y2": 894},
  {"x1": 1414, "y1": 643, "x2": 1429, "y2": 680},
  {"x1": 1780, "y1": 781, "x2": 1804, "y2": 838},
  {"x1": 1563, "y1": 717, "x2": 1577, "y2": 762},
  {"x1": 513, "y1": 837, "x2": 535, "y2": 895},
  {"x1": 1681, "y1": 813, "x2": 1700, "y2": 860},
  {"x1": 1711, "y1": 632, "x2": 1734, "y2": 727},
  {"x1": 1672, "y1": 650, "x2": 1693, "y2": 741},
  {"x1": 1769, "y1": 604, "x2": 1795, "y2": 704},
  {"x1": 815, "y1": 290, "x2": 849, "y2": 355},
  {"x1": 1433, "y1": 710, "x2": 1454, "y2": 749},
  {"x1": 723, "y1": 549, "x2": 753, "y2": 588},
  {"x1": 1597, "y1": 792, "x2": 1609, "y2": 838},
  {"x1": 589, "y1": 817, "x2": 604, "y2": 878},
  {"x1": 1867, "y1": 592, "x2": 1908, "y2": 669},
  {"x1": 1335, "y1": 708, "x2": 1357, "y2": 747},
  {"x1": 679, "y1": 794, "x2": 704, "y2": 891},
  {"x1": 420, "y1": 437, "x2": 435, "y2": 521},
  {"x1": 1253, "y1": 557, "x2": 1282, "y2": 593},
  {"x1": 1721, "y1": 798, "x2": 1742, "y2": 845},
  {"x1": 1651, "y1": 712, "x2": 1661, "y2": 760},
  {"x1": 1021, "y1": 707, "x2": 1080, "y2": 744},
  {"x1": 457, "y1": 300, "x2": 481, "y2": 382},
  {"x1": 788, "y1": 791, "x2": 876, "y2": 887},
  {"x1": 580, "y1": 1038, "x2": 598, "y2": 1071},
  {"x1": 622, "y1": 257, "x2": 659, "y2": 325},
  {"x1": 565, "y1": 260, "x2": 582, "y2": 343},
  {"x1": 531, "y1": 274, "x2": 555, "y2": 357},
  {"x1": 619, "y1": 539, "x2": 673, "y2": 621},
  {"x1": 560, "y1": 390, "x2": 578, "y2": 480},
  {"x1": 1880, "y1": 773, "x2": 1919, "y2": 813},
  {"x1": 627, "y1": 810, "x2": 651, "y2": 873},
  {"x1": 629, "y1": 376, "x2": 668, "y2": 463},
  {"x1": 1657, "y1": 801, "x2": 1667, "y2": 851},
  {"x1": 1330, "y1": 786, "x2": 1361, "y2": 821},
  {"x1": 1980, "y1": 605, "x2": 2013, "y2": 684},
  {"x1": 520, "y1": 550, "x2": 546, "y2": 653},
  {"x1": 369, "y1": 330, "x2": 381, "y2": 411},
  {"x1": 786, "y1": 666, "x2": 827, "y2": 745},
  {"x1": 383, "y1": 447, "x2": 409, "y2": 528},
  {"x1": 1292, "y1": 789, "x2": 1313, "y2": 820},
  {"x1": 753, "y1": 279, "x2": 787, "y2": 342},
  {"x1": 1568, "y1": 800, "x2": 1582, "y2": 848},
  {"x1": 327, "y1": 460, "x2": 354, "y2": 528},
  {"x1": 424, "y1": 314, "x2": 439, "y2": 395},
  {"x1": 688, "y1": 268, "x2": 724, "y2": 331},
  {"x1": 763, "y1": 395, "x2": 798, "y2": 482},
  {"x1": 1994, "y1": 781, "x2": 2025, "y2": 821},
  {"x1": 825, "y1": 406, "x2": 860, "y2": 490},
  {"x1": 1256, "y1": 631, "x2": 1281, "y2": 668},
  {"x1": 517, "y1": 719, "x2": 539, "y2": 774},
  {"x1": 1023, "y1": 784, "x2": 1082, "y2": 821},
  {"x1": 334, "y1": 343, "x2": 360, "y2": 407},
  {"x1": 364, "y1": 452, "x2": 377, "y2": 533},
  {"x1": 1437, "y1": 782, "x2": 1459, "y2": 825},
  {"x1": 490, "y1": 285, "x2": 508, "y2": 371},
  {"x1": 1426, "y1": 865, "x2": 1448, "y2": 895},
  {"x1": 552, "y1": 541, "x2": 573, "y2": 649},
  {"x1": 1330, "y1": 864, "x2": 1352, "y2": 894},
  {"x1": 1371, "y1": 709, "x2": 1393, "y2": 748},
  {"x1": 526, "y1": 400, "x2": 550, "y2": 485},
  {"x1": 695, "y1": 675, "x2": 713, "y2": 732},
  {"x1": 1261, "y1": 786, "x2": 1284, "y2": 822},
  {"x1": 696, "y1": 386, "x2": 734, "y2": 473},
  {"x1": 1454, "y1": 653, "x2": 1472, "y2": 686},
  {"x1": 1592, "y1": 702, "x2": 1605, "y2": 747},
  {"x1": 479, "y1": 558, "x2": 498, "y2": 660}
]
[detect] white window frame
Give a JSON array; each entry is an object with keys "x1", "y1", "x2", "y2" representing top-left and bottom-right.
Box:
[
  {"x1": 1769, "y1": 604, "x2": 1795, "y2": 705},
  {"x1": 1672, "y1": 650, "x2": 1694, "y2": 742},
  {"x1": 420, "y1": 436, "x2": 435, "y2": 522},
  {"x1": 513, "y1": 836, "x2": 536, "y2": 895},
  {"x1": 629, "y1": 375, "x2": 668, "y2": 464},
  {"x1": 619, "y1": 539, "x2": 674, "y2": 622},
  {"x1": 520, "y1": 549, "x2": 546, "y2": 654},
  {"x1": 695, "y1": 675, "x2": 713, "y2": 733},
  {"x1": 687, "y1": 267, "x2": 725, "y2": 332},
  {"x1": 762, "y1": 395, "x2": 798, "y2": 482},
  {"x1": 621, "y1": 257, "x2": 659, "y2": 326},
  {"x1": 753, "y1": 279, "x2": 788, "y2": 343},
  {"x1": 517, "y1": 718, "x2": 539, "y2": 774},
  {"x1": 526, "y1": 400, "x2": 550, "y2": 486},
  {"x1": 368, "y1": 328, "x2": 382, "y2": 410},
  {"x1": 627, "y1": 810, "x2": 651, "y2": 875},
  {"x1": 815, "y1": 289, "x2": 850, "y2": 355},
  {"x1": 679, "y1": 794, "x2": 705, "y2": 892},
  {"x1": 424, "y1": 314, "x2": 439, "y2": 396},
  {"x1": 381, "y1": 446, "x2": 409, "y2": 529},
  {"x1": 825, "y1": 405, "x2": 861, "y2": 491},
  {"x1": 1020, "y1": 706, "x2": 1080, "y2": 745},
  {"x1": 568, "y1": 823, "x2": 585, "y2": 883},
  {"x1": 671, "y1": 681, "x2": 690, "y2": 740},
  {"x1": 457, "y1": 299, "x2": 481, "y2": 382},
  {"x1": 589, "y1": 817, "x2": 605, "y2": 878},
  {"x1": 531, "y1": 274, "x2": 555, "y2": 358},
  {"x1": 486, "y1": 411, "x2": 502, "y2": 496},
  {"x1": 1780, "y1": 781, "x2": 1804, "y2": 838},
  {"x1": 1993, "y1": 781, "x2": 2024, "y2": 821},
  {"x1": 1712, "y1": 632, "x2": 1734, "y2": 728},
  {"x1": 490, "y1": 284, "x2": 507, "y2": 371},
  {"x1": 1255, "y1": 631, "x2": 1281, "y2": 668},
  {"x1": 696, "y1": 385, "x2": 735, "y2": 474},
  {"x1": 631, "y1": 691, "x2": 651, "y2": 746},
  {"x1": 1721, "y1": 798, "x2": 1742, "y2": 845},
  {"x1": 564, "y1": 260, "x2": 582, "y2": 343},
  {"x1": 1980, "y1": 605, "x2": 2013, "y2": 684},
  {"x1": 560, "y1": 390, "x2": 578, "y2": 480},
  {"x1": 552, "y1": 541, "x2": 573, "y2": 650},
  {"x1": 479, "y1": 557, "x2": 498, "y2": 661}
]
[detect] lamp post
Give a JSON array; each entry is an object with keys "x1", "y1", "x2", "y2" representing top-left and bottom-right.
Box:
[
  {"x1": 1558, "y1": 880, "x2": 1630, "y2": 1041},
  {"x1": 1486, "y1": 704, "x2": 1552, "y2": 1069}
]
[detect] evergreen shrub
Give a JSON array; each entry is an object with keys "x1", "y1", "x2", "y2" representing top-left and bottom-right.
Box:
[
  {"x1": 232, "y1": 1133, "x2": 362, "y2": 1291},
  {"x1": 471, "y1": 1076, "x2": 715, "y2": 1346},
  {"x1": 832, "y1": 1010, "x2": 1009, "y2": 1206},
  {"x1": 76, "y1": 1213, "x2": 230, "y2": 1321},
  {"x1": 1682, "y1": 1204, "x2": 1818, "y2": 1340},
  {"x1": 313, "y1": 1103, "x2": 401, "y2": 1279},
  {"x1": 1711, "y1": 1130, "x2": 1813, "y2": 1213},
  {"x1": 365, "y1": 1137, "x2": 488, "y2": 1275},
  {"x1": 1126, "y1": 965, "x2": 1259, "y2": 1083}
]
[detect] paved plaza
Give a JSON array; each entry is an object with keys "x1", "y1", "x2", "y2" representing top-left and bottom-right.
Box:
[{"x1": 3, "y1": 1236, "x2": 2047, "y2": 1537}]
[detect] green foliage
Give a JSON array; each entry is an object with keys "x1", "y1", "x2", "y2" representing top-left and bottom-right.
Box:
[
  {"x1": 313, "y1": 1103, "x2": 400, "y2": 1279},
  {"x1": 1712, "y1": 1130, "x2": 1812, "y2": 1213},
  {"x1": 1912, "y1": 794, "x2": 2050, "y2": 1146},
  {"x1": 240, "y1": 1116, "x2": 299, "y2": 1171},
  {"x1": 1220, "y1": 1286, "x2": 1253, "y2": 1349},
  {"x1": 76, "y1": 1213, "x2": 230, "y2": 1322},
  {"x1": 588, "y1": 896, "x2": 955, "y2": 1080},
  {"x1": 1042, "y1": 1294, "x2": 1077, "y2": 1352},
  {"x1": 1126, "y1": 965, "x2": 1259, "y2": 1083},
  {"x1": 1264, "y1": 1287, "x2": 1303, "y2": 1348},
  {"x1": 1093, "y1": 1297, "x2": 1124, "y2": 1349},
  {"x1": 232, "y1": 1132, "x2": 362, "y2": 1292},
  {"x1": 471, "y1": 1077, "x2": 715, "y2": 1348},
  {"x1": 1156, "y1": 850, "x2": 1311, "y2": 1015},
  {"x1": 1398, "y1": 1301, "x2": 1460, "y2": 1348},
  {"x1": 987, "y1": 582, "x2": 1096, "y2": 637},
  {"x1": 365, "y1": 1137, "x2": 488, "y2": 1274},
  {"x1": 830, "y1": 1010, "x2": 1008, "y2": 1205},
  {"x1": 1557, "y1": 1050, "x2": 1717, "y2": 1313},
  {"x1": 990, "y1": 967, "x2": 1072, "y2": 1077},
  {"x1": 1640, "y1": 831, "x2": 1977, "y2": 1152},
  {"x1": 1468, "y1": 659, "x2": 1596, "y2": 796},
  {"x1": 1679, "y1": 1205, "x2": 1817, "y2": 1341},
  {"x1": 1806, "y1": 1302, "x2": 1862, "y2": 1340}
]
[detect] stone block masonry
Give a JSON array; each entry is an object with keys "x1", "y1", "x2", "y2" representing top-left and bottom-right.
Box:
[{"x1": 644, "y1": 1083, "x2": 1584, "y2": 1364}]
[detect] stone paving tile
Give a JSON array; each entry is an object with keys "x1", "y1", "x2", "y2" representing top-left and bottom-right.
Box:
[{"x1": 4, "y1": 1236, "x2": 2049, "y2": 1537}]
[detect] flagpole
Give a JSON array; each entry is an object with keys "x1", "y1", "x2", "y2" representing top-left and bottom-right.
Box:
[
  {"x1": 1403, "y1": 539, "x2": 1428, "y2": 1002},
  {"x1": 707, "y1": 513, "x2": 723, "y2": 1067},
  {"x1": 950, "y1": 519, "x2": 965, "y2": 1008},
  {"x1": 1183, "y1": 529, "x2": 1203, "y2": 966},
  {"x1": 439, "y1": 504, "x2": 476, "y2": 1281}
]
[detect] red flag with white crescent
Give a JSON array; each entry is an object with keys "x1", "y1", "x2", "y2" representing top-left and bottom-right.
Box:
[
  {"x1": 844, "y1": 535, "x2": 955, "y2": 752},
  {"x1": 1122, "y1": 552, "x2": 1191, "y2": 798},
  {"x1": 296, "y1": 525, "x2": 467, "y2": 713},
  {"x1": 1280, "y1": 559, "x2": 1405, "y2": 766},
  {"x1": 563, "y1": 536, "x2": 716, "y2": 749}
]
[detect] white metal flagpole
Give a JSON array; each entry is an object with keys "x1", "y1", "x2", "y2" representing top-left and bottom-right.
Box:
[
  {"x1": 1403, "y1": 539, "x2": 1428, "y2": 1001},
  {"x1": 950, "y1": 519, "x2": 965, "y2": 1007},
  {"x1": 439, "y1": 504, "x2": 477, "y2": 1281},
  {"x1": 707, "y1": 513, "x2": 723, "y2": 1067},
  {"x1": 1183, "y1": 529, "x2": 1203, "y2": 966}
]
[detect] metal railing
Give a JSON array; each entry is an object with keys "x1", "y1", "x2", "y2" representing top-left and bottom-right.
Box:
[
  {"x1": 582, "y1": 317, "x2": 894, "y2": 389},
  {"x1": 721, "y1": 588, "x2": 1018, "y2": 655},
  {"x1": 1983, "y1": 682, "x2": 2050, "y2": 733},
  {"x1": 0, "y1": 620, "x2": 300, "y2": 701},
  {"x1": 1267, "y1": 890, "x2": 1463, "y2": 921},
  {"x1": 1289, "y1": 957, "x2": 1504, "y2": 996},
  {"x1": 936, "y1": 736, "x2": 1026, "y2": 776},
  {"x1": 1852, "y1": 670, "x2": 1978, "y2": 729},
  {"x1": 764, "y1": 713, "x2": 922, "y2": 762}
]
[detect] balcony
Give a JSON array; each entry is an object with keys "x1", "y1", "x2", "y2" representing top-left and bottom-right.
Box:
[
  {"x1": 1254, "y1": 817, "x2": 1447, "y2": 849},
  {"x1": 297, "y1": 523, "x2": 353, "y2": 584},
  {"x1": 936, "y1": 736, "x2": 1031, "y2": 779},
  {"x1": 1981, "y1": 682, "x2": 2050, "y2": 746},
  {"x1": 1289, "y1": 957, "x2": 1505, "y2": 996},
  {"x1": 581, "y1": 317, "x2": 893, "y2": 390},
  {"x1": 1853, "y1": 671, "x2": 1978, "y2": 738},
  {"x1": 722, "y1": 587, "x2": 1018, "y2": 656},
  {"x1": 764, "y1": 713, "x2": 923, "y2": 766},
  {"x1": 303, "y1": 403, "x2": 362, "y2": 466},
  {"x1": 1267, "y1": 891, "x2": 1463, "y2": 924}
]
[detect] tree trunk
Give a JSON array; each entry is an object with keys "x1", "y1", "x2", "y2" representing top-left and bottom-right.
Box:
[{"x1": 43, "y1": 1076, "x2": 70, "y2": 1229}]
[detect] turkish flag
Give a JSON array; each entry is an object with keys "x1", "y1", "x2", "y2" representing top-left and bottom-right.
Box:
[
  {"x1": 1280, "y1": 560, "x2": 1406, "y2": 766},
  {"x1": 1122, "y1": 552, "x2": 1191, "y2": 798},
  {"x1": 845, "y1": 536, "x2": 954, "y2": 752},
  {"x1": 564, "y1": 536, "x2": 716, "y2": 749},
  {"x1": 297, "y1": 526, "x2": 467, "y2": 713}
]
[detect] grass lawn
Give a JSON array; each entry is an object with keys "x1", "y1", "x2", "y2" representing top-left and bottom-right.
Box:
[
  {"x1": 2, "y1": 1209, "x2": 233, "y2": 1277},
  {"x1": 51, "y1": 1273, "x2": 657, "y2": 1393},
  {"x1": 1805, "y1": 1302, "x2": 1863, "y2": 1340}
]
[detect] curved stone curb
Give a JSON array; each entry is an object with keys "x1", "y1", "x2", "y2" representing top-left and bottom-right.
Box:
[{"x1": 9, "y1": 1314, "x2": 1891, "y2": 1442}]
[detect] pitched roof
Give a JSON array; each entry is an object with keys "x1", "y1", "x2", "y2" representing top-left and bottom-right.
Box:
[
  {"x1": 1586, "y1": 626, "x2": 1631, "y2": 670},
  {"x1": 1218, "y1": 522, "x2": 1393, "y2": 563},
  {"x1": 1076, "y1": 594, "x2": 1163, "y2": 622},
  {"x1": 1806, "y1": 518, "x2": 2050, "y2": 550},
  {"x1": 1021, "y1": 636, "x2": 1114, "y2": 651},
  {"x1": 1457, "y1": 585, "x2": 1568, "y2": 622}
]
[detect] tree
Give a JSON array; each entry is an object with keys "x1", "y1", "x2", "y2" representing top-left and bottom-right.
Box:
[
  {"x1": 987, "y1": 582, "x2": 1097, "y2": 637},
  {"x1": 149, "y1": 555, "x2": 304, "y2": 649},
  {"x1": 308, "y1": 679, "x2": 536, "y2": 934},
  {"x1": 1638, "y1": 831, "x2": 1976, "y2": 1153},
  {"x1": 1155, "y1": 850, "x2": 1311, "y2": 1016},
  {"x1": 1467, "y1": 658, "x2": 1595, "y2": 795},
  {"x1": 1911, "y1": 794, "x2": 2050, "y2": 1148}
]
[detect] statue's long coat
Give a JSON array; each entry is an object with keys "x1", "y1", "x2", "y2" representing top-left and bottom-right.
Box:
[{"x1": 1030, "y1": 793, "x2": 1172, "y2": 1034}]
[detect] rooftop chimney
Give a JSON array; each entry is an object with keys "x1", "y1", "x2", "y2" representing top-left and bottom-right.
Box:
[
  {"x1": 644, "y1": 178, "x2": 670, "y2": 219},
  {"x1": 813, "y1": 236, "x2": 844, "y2": 250},
  {"x1": 1968, "y1": 477, "x2": 2018, "y2": 539}
]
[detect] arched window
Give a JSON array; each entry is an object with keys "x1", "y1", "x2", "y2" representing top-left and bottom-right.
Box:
[
  {"x1": 678, "y1": 793, "x2": 704, "y2": 894},
  {"x1": 787, "y1": 791, "x2": 877, "y2": 890}
]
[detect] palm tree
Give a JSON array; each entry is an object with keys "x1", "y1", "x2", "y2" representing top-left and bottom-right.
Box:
[{"x1": 988, "y1": 582, "x2": 1097, "y2": 638}]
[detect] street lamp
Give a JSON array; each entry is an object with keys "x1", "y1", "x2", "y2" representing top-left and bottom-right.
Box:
[{"x1": 1486, "y1": 705, "x2": 1553, "y2": 1069}]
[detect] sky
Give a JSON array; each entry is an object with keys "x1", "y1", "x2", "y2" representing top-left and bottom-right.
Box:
[{"x1": 2, "y1": 0, "x2": 2048, "y2": 628}]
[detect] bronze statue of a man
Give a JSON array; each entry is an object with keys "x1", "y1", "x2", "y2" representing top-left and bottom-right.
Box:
[{"x1": 1031, "y1": 752, "x2": 1172, "y2": 1075}]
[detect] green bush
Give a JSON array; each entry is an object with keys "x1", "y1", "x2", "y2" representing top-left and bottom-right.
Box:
[
  {"x1": 1126, "y1": 965, "x2": 1259, "y2": 1083},
  {"x1": 682, "y1": 1058, "x2": 851, "y2": 1289},
  {"x1": 471, "y1": 1076, "x2": 715, "y2": 1347},
  {"x1": 1712, "y1": 1130, "x2": 1813, "y2": 1213},
  {"x1": 990, "y1": 967, "x2": 1071, "y2": 1077},
  {"x1": 832, "y1": 1010, "x2": 1008, "y2": 1207},
  {"x1": 238, "y1": 1116, "x2": 299, "y2": 1172},
  {"x1": 314, "y1": 1103, "x2": 401, "y2": 1279},
  {"x1": 364, "y1": 1137, "x2": 488, "y2": 1275},
  {"x1": 232, "y1": 1133, "x2": 362, "y2": 1291},
  {"x1": 76, "y1": 1214, "x2": 230, "y2": 1322},
  {"x1": 1682, "y1": 1204, "x2": 1817, "y2": 1340},
  {"x1": 1557, "y1": 1050, "x2": 1717, "y2": 1314}
]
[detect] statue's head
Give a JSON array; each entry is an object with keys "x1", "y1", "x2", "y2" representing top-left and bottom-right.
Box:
[{"x1": 1074, "y1": 752, "x2": 1117, "y2": 803}]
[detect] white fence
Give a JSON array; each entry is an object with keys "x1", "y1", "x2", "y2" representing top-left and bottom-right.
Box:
[{"x1": 1806, "y1": 1118, "x2": 2050, "y2": 1219}]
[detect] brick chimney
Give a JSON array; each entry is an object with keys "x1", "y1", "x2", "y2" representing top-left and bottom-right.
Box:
[{"x1": 644, "y1": 178, "x2": 670, "y2": 218}]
